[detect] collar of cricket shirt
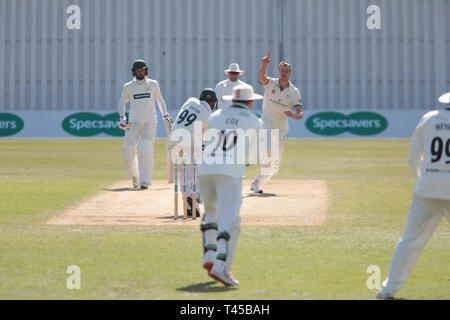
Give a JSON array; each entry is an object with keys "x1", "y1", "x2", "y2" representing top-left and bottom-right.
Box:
[
  {"x1": 227, "y1": 79, "x2": 241, "y2": 86},
  {"x1": 230, "y1": 102, "x2": 249, "y2": 109},
  {"x1": 134, "y1": 77, "x2": 147, "y2": 84},
  {"x1": 276, "y1": 79, "x2": 291, "y2": 92}
]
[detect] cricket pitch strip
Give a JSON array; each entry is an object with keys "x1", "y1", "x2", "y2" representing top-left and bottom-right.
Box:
[{"x1": 47, "y1": 180, "x2": 327, "y2": 226}]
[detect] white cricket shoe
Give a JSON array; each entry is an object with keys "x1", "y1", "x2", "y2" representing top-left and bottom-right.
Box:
[
  {"x1": 209, "y1": 261, "x2": 239, "y2": 286},
  {"x1": 132, "y1": 177, "x2": 139, "y2": 188},
  {"x1": 140, "y1": 182, "x2": 149, "y2": 189},
  {"x1": 209, "y1": 269, "x2": 240, "y2": 286},
  {"x1": 376, "y1": 289, "x2": 394, "y2": 300},
  {"x1": 250, "y1": 180, "x2": 263, "y2": 194}
]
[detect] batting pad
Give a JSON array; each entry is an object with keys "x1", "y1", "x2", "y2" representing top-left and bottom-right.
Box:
[
  {"x1": 120, "y1": 145, "x2": 139, "y2": 178},
  {"x1": 202, "y1": 214, "x2": 219, "y2": 248},
  {"x1": 138, "y1": 139, "x2": 154, "y2": 185},
  {"x1": 223, "y1": 216, "x2": 241, "y2": 275}
]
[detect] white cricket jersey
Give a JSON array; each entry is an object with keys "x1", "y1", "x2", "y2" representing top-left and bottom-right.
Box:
[
  {"x1": 409, "y1": 108, "x2": 450, "y2": 200},
  {"x1": 198, "y1": 103, "x2": 263, "y2": 180},
  {"x1": 261, "y1": 77, "x2": 302, "y2": 125},
  {"x1": 215, "y1": 79, "x2": 247, "y2": 109},
  {"x1": 171, "y1": 97, "x2": 212, "y2": 146},
  {"x1": 118, "y1": 77, "x2": 165, "y2": 123}
]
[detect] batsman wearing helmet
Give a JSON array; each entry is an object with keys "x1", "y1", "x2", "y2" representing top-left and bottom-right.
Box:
[
  {"x1": 168, "y1": 88, "x2": 217, "y2": 217},
  {"x1": 118, "y1": 59, "x2": 173, "y2": 189},
  {"x1": 376, "y1": 90, "x2": 450, "y2": 299}
]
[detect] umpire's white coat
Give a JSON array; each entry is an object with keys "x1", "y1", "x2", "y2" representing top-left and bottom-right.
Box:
[{"x1": 215, "y1": 79, "x2": 247, "y2": 110}]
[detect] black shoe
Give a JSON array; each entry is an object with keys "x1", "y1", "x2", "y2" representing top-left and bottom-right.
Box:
[
  {"x1": 250, "y1": 184, "x2": 263, "y2": 194},
  {"x1": 140, "y1": 182, "x2": 149, "y2": 189},
  {"x1": 187, "y1": 196, "x2": 200, "y2": 217}
]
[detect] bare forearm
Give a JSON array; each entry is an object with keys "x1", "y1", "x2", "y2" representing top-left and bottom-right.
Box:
[{"x1": 259, "y1": 65, "x2": 268, "y2": 86}]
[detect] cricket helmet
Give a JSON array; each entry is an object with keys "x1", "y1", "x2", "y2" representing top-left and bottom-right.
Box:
[
  {"x1": 132, "y1": 60, "x2": 148, "y2": 76},
  {"x1": 199, "y1": 88, "x2": 217, "y2": 101}
]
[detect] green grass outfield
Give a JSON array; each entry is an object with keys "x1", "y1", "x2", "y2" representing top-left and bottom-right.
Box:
[{"x1": 0, "y1": 139, "x2": 448, "y2": 299}]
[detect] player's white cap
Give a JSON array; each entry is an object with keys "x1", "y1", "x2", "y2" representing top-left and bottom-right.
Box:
[
  {"x1": 223, "y1": 84, "x2": 263, "y2": 101},
  {"x1": 225, "y1": 63, "x2": 244, "y2": 75},
  {"x1": 438, "y1": 91, "x2": 450, "y2": 104}
]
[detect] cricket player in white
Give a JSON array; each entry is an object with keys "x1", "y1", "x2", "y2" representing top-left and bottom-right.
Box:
[
  {"x1": 376, "y1": 91, "x2": 450, "y2": 299},
  {"x1": 118, "y1": 60, "x2": 173, "y2": 189},
  {"x1": 251, "y1": 52, "x2": 304, "y2": 193},
  {"x1": 215, "y1": 63, "x2": 248, "y2": 110},
  {"x1": 198, "y1": 84, "x2": 263, "y2": 286},
  {"x1": 168, "y1": 88, "x2": 217, "y2": 217}
]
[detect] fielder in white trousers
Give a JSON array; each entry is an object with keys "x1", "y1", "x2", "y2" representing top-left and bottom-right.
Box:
[
  {"x1": 198, "y1": 84, "x2": 263, "y2": 286},
  {"x1": 199, "y1": 175, "x2": 242, "y2": 277},
  {"x1": 380, "y1": 195, "x2": 449, "y2": 296},
  {"x1": 377, "y1": 92, "x2": 450, "y2": 299},
  {"x1": 253, "y1": 116, "x2": 287, "y2": 188}
]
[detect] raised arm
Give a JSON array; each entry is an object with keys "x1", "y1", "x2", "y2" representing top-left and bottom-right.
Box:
[{"x1": 259, "y1": 51, "x2": 271, "y2": 86}]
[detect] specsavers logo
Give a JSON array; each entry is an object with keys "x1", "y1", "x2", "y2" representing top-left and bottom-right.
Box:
[
  {"x1": 306, "y1": 112, "x2": 388, "y2": 136},
  {"x1": 62, "y1": 112, "x2": 124, "y2": 137},
  {"x1": 0, "y1": 113, "x2": 24, "y2": 136}
]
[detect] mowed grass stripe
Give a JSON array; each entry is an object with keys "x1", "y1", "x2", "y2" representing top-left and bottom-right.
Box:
[{"x1": 0, "y1": 139, "x2": 448, "y2": 299}]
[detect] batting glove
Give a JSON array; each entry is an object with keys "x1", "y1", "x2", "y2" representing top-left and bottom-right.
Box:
[
  {"x1": 119, "y1": 114, "x2": 127, "y2": 131},
  {"x1": 163, "y1": 114, "x2": 174, "y2": 131}
]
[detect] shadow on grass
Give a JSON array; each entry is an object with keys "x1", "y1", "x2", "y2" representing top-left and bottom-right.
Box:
[
  {"x1": 156, "y1": 216, "x2": 199, "y2": 220},
  {"x1": 156, "y1": 216, "x2": 176, "y2": 220},
  {"x1": 243, "y1": 193, "x2": 277, "y2": 198},
  {"x1": 103, "y1": 187, "x2": 142, "y2": 192},
  {"x1": 177, "y1": 281, "x2": 238, "y2": 293},
  {"x1": 104, "y1": 187, "x2": 171, "y2": 192}
]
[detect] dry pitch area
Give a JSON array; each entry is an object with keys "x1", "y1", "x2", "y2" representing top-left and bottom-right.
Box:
[{"x1": 47, "y1": 180, "x2": 327, "y2": 226}]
